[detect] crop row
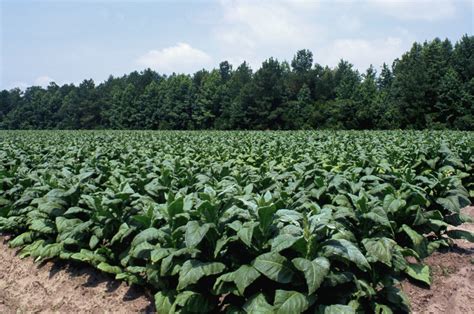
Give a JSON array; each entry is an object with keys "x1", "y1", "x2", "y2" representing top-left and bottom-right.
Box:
[{"x1": 0, "y1": 131, "x2": 473, "y2": 313}]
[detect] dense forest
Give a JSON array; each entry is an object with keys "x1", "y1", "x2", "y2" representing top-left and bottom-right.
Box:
[{"x1": 1, "y1": 35, "x2": 473, "y2": 130}]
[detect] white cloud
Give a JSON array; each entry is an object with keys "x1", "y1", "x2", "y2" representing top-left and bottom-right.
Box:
[
  {"x1": 220, "y1": 2, "x2": 321, "y2": 46},
  {"x1": 214, "y1": 1, "x2": 413, "y2": 72},
  {"x1": 320, "y1": 37, "x2": 409, "y2": 71},
  {"x1": 34, "y1": 76, "x2": 54, "y2": 87},
  {"x1": 214, "y1": 0, "x2": 325, "y2": 70},
  {"x1": 136, "y1": 43, "x2": 213, "y2": 73},
  {"x1": 286, "y1": 0, "x2": 321, "y2": 10},
  {"x1": 337, "y1": 15, "x2": 362, "y2": 32},
  {"x1": 368, "y1": 0, "x2": 457, "y2": 21}
]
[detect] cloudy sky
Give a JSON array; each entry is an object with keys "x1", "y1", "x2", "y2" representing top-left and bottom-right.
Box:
[{"x1": 1, "y1": 0, "x2": 472, "y2": 89}]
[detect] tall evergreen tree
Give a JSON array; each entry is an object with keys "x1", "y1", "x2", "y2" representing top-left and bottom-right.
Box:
[{"x1": 0, "y1": 36, "x2": 472, "y2": 130}]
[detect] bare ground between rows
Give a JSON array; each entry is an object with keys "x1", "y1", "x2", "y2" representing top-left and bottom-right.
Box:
[
  {"x1": 0, "y1": 236, "x2": 155, "y2": 313},
  {"x1": 402, "y1": 206, "x2": 474, "y2": 314},
  {"x1": 0, "y1": 208, "x2": 473, "y2": 313}
]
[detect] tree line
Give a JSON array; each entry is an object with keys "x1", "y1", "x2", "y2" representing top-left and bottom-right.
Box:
[{"x1": 1, "y1": 35, "x2": 472, "y2": 130}]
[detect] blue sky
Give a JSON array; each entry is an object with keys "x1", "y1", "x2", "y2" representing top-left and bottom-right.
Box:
[{"x1": 1, "y1": 0, "x2": 473, "y2": 89}]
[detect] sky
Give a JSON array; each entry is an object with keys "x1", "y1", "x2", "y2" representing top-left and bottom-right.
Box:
[{"x1": 1, "y1": 0, "x2": 473, "y2": 89}]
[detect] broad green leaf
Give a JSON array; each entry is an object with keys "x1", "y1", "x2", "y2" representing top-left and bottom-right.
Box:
[
  {"x1": 57, "y1": 220, "x2": 93, "y2": 242},
  {"x1": 18, "y1": 240, "x2": 45, "y2": 259},
  {"x1": 213, "y1": 271, "x2": 237, "y2": 295},
  {"x1": 0, "y1": 217, "x2": 19, "y2": 231},
  {"x1": 213, "y1": 264, "x2": 260, "y2": 296},
  {"x1": 383, "y1": 285, "x2": 410, "y2": 313},
  {"x1": 38, "y1": 242, "x2": 63, "y2": 259},
  {"x1": 383, "y1": 195, "x2": 406, "y2": 213},
  {"x1": 151, "y1": 247, "x2": 173, "y2": 263},
  {"x1": 29, "y1": 218, "x2": 55, "y2": 234},
  {"x1": 436, "y1": 195, "x2": 469, "y2": 213},
  {"x1": 111, "y1": 223, "x2": 135, "y2": 245},
  {"x1": 172, "y1": 291, "x2": 214, "y2": 313},
  {"x1": 292, "y1": 257, "x2": 330, "y2": 294},
  {"x1": 214, "y1": 235, "x2": 237, "y2": 258},
  {"x1": 115, "y1": 272, "x2": 142, "y2": 285},
  {"x1": 404, "y1": 263, "x2": 431, "y2": 285},
  {"x1": 126, "y1": 266, "x2": 147, "y2": 274},
  {"x1": 160, "y1": 248, "x2": 200, "y2": 276},
  {"x1": 145, "y1": 178, "x2": 166, "y2": 197},
  {"x1": 37, "y1": 201, "x2": 65, "y2": 216},
  {"x1": 59, "y1": 251, "x2": 73, "y2": 260},
  {"x1": 168, "y1": 197, "x2": 184, "y2": 218},
  {"x1": 132, "y1": 214, "x2": 152, "y2": 228},
  {"x1": 234, "y1": 264, "x2": 261, "y2": 295},
  {"x1": 362, "y1": 237, "x2": 396, "y2": 266},
  {"x1": 97, "y1": 262, "x2": 122, "y2": 275},
  {"x1": 185, "y1": 221, "x2": 212, "y2": 248},
  {"x1": 120, "y1": 182, "x2": 135, "y2": 196},
  {"x1": 177, "y1": 260, "x2": 226, "y2": 290},
  {"x1": 275, "y1": 209, "x2": 304, "y2": 225},
  {"x1": 89, "y1": 235, "x2": 100, "y2": 249},
  {"x1": 196, "y1": 201, "x2": 218, "y2": 223},
  {"x1": 274, "y1": 290, "x2": 310, "y2": 314},
  {"x1": 361, "y1": 207, "x2": 391, "y2": 229},
  {"x1": 9, "y1": 231, "x2": 34, "y2": 248},
  {"x1": 427, "y1": 219, "x2": 449, "y2": 233},
  {"x1": 322, "y1": 239, "x2": 371, "y2": 271},
  {"x1": 237, "y1": 221, "x2": 258, "y2": 247},
  {"x1": 55, "y1": 217, "x2": 84, "y2": 233},
  {"x1": 55, "y1": 217, "x2": 82, "y2": 233},
  {"x1": 271, "y1": 234, "x2": 301, "y2": 252},
  {"x1": 131, "y1": 227, "x2": 161, "y2": 246},
  {"x1": 252, "y1": 252, "x2": 294, "y2": 283},
  {"x1": 309, "y1": 208, "x2": 333, "y2": 232},
  {"x1": 258, "y1": 204, "x2": 277, "y2": 231},
  {"x1": 243, "y1": 183, "x2": 253, "y2": 195},
  {"x1": 446, "y1": 229, "x2": 474, "y2": 242},
  {"x1": 318, "y1": 304, "x2": 356, "y2": 314},
  {"x1": 400, "y1": 224, "x2": 428, "y2": 257},
  {"x1": 131, "y1": 241, "x2": 155, "y2": 259},
  {"x1": 154, "y1": 291, "x2": 174, "y2": 314},
  {"x1": 70, "y1": 249, "x2": 106, "y2": 265},
  {"x1": 77, "y1": 171, "x2": 94, "y2": 182},
  {"x1": 427, "y1": 239, "x2": 449, "y2": 255},
  {"x1": 243, "y1": 293, "x2": 273, "y2": 313}
]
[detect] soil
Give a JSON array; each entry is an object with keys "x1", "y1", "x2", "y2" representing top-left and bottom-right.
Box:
[
  {"x1": 402, "y1": 206, "x2": 474, "y2": 314},
  {"x1": 0, "y1": 208, "x2": 472, "y2": 313},
  {"x1": 0, "y1": 237, "x2": 155, "y2": 313}
]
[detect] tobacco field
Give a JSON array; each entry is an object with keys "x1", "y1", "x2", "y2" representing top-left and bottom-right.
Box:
[{"x1": 0, "y1": 130, "x2": 473, "y2": 313}]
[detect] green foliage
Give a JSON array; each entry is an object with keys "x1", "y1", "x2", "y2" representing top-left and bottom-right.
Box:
[
  {"x1": 292, "y1": 257, "x2": 330, "y2": 294},
  {"x1": 1, "y1": 36, "x2": 472, "y2": 131},
  {"x1": 0, "y1": 130, "x2": 473, "y2": 313}
]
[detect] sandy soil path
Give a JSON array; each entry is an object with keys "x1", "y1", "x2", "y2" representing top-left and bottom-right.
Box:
[
  {"x1": 403, "y1": 206, "x2": 474, "y2": 314},
  {"x1": 0, "y1": 238, "x2": 154, "y2": 313}
]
